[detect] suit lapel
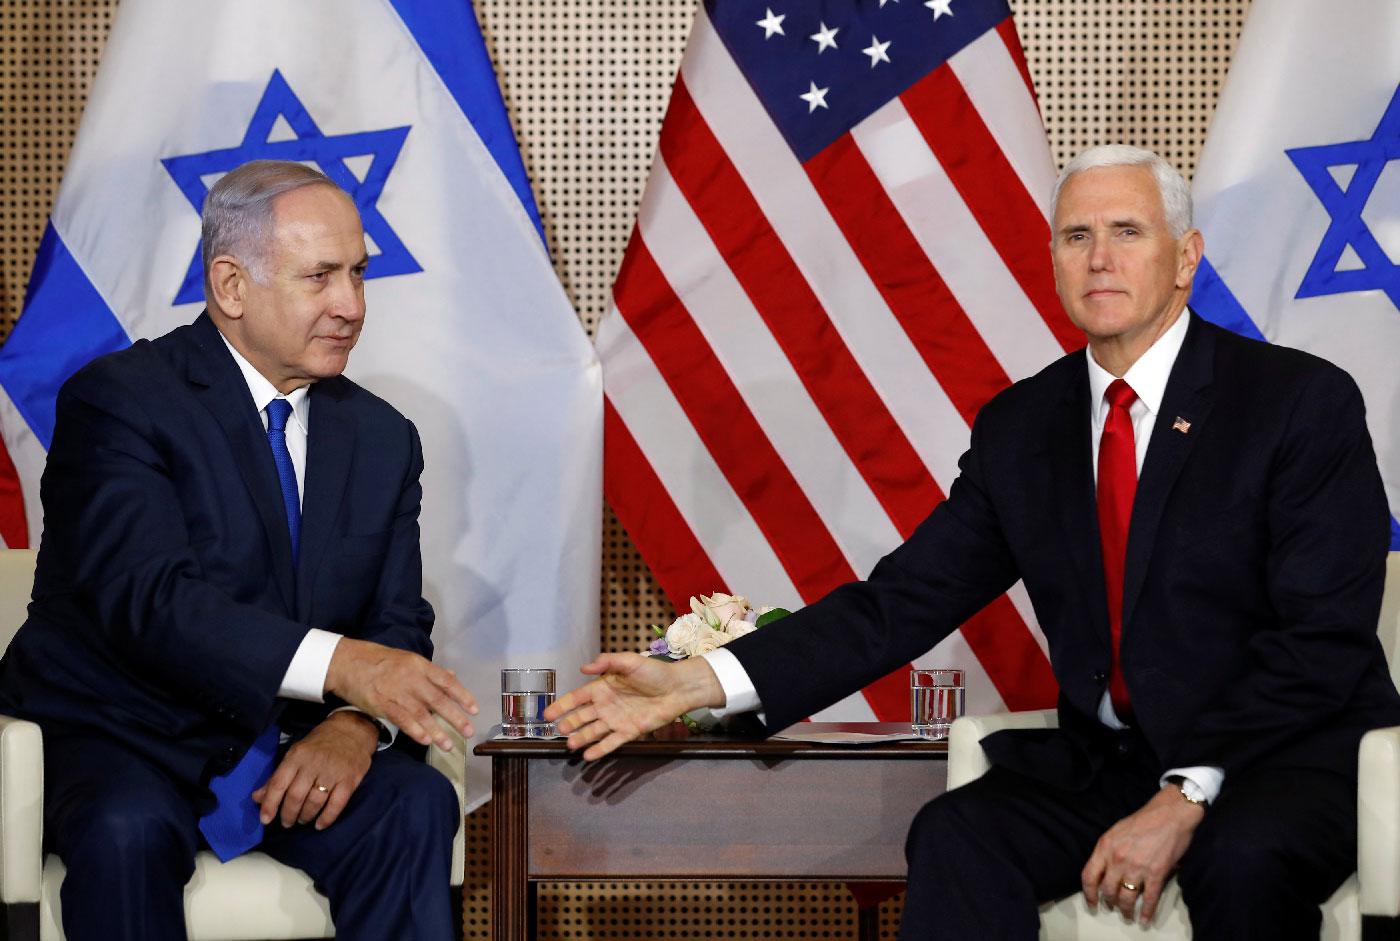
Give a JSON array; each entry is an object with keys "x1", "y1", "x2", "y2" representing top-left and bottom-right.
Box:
[
  {"x1": 1049, "y1": 360, "x2": 1110, "y2": 646},
  {"x1": 1121, "y1": 315, "x2": 1217, "y2": 628},
  {"x1": 185, "y1": 314, "x2": 297, "y2": 613},
  {"x1": 296, "y1": 379, "x2": 355, "y2": 621}
]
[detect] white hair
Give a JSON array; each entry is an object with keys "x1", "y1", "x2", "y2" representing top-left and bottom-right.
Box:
[
  {"x1": 201, "y1": 160, "x2": 345, "y2": 286},
  {"x1": 1051, "y1": 145, "x2": 1192, "y2": 238}
]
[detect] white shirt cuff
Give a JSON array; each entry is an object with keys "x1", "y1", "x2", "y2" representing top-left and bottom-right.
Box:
[
  {"x1": 1160, "y1": 766, "x2": 1224, "y2": 805},
  {"x1": 277, "y1": 628, "x2": 342, "y2": 702},
  {"x1": 700, "y1": 648, "x2": 761, "y2": 717}
]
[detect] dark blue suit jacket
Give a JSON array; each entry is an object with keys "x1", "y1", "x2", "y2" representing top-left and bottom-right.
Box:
[
  {"x1": 729, "y1": 314, "x2": 1400, "y2": 786},
  {"x1": 0, "y1": 313, "x2": 433, "y2": 794}
]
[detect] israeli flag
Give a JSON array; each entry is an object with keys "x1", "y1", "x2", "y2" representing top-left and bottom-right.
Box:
[
  {"x1": 1190, "y1": 0, "x2": 1400, "y2": 550},
  {"x1": 0, "y1": 0, "x2": 602, "y2": 810}
]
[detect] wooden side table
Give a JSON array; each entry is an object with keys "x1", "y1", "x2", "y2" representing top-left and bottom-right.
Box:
[{"x1": 475, "y1": 722, "x2": 947, "y2": 940}]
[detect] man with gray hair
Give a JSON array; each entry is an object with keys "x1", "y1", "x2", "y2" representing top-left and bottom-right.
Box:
[
  {"x1": 0, "y1": 160, "x2": 477, "y2": 940},
  {"x1": 546, "y1": 145, "x2": 1400, "y2": 939}
]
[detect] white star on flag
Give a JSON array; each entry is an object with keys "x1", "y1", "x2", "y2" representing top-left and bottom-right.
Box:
[
  {"x1": 925, "y1": 0, "x2": 954, "y2": 19},
  {"x1": 862, "y1": 36, "x2": 892, "y2": 67},
  {"x1": 799, "y1": 81, "x2": 830, "y2": 113},
  {"x1": 756, "y1": 8, "x2": 785, "y2": 39},
  {"x1": 879, "y1": 0, "x2": 900, "y2": 6},
  {"x1": 809, "y1": 21, "x2": 840, "y2": 53}
]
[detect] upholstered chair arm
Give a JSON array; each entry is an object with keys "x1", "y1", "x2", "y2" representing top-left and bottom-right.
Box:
[
  {"x1": 427, "y1": 717, "x2": 468, "y2": 887},
  {"x1": 0, "y1": 714, "x2": 43, "y2": 905},
  {"x1": 947, "y1": 708, "x2": 1059, "y2": 790},
  {"x1": 1358, "y1": 724, "x2": 1400, "y2": 916}
]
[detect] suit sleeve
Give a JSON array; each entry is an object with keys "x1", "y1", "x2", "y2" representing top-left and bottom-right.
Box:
[
  {"x1": 725, "y1": 403, "x2": 1022, "y2": 732},
  {"x1": 347, "y1": 419, "x2": 434, "y2": 659},
  {"x1": 1168, "y1": 365, "x2": 1391, "y2": 774},
  {"x1": 40, "y1": 371, "x2": 311, "y2": 734}
]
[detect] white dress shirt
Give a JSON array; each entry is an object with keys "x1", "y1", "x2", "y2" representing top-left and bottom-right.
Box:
[
  {"x1": 221, "y1": 336, "x2": 394, "y2": 745},
  {"x1": 705, "y1": 310, "x2": 1221, "y2": 804}
]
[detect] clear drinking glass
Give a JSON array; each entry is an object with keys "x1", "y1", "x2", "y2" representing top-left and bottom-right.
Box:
[
  {"x1": 501, "y1": 668, "x2": 557, "y2": 738},
  {"x1": 911, "y1": 669, "x2": 965, "y2": 740}
]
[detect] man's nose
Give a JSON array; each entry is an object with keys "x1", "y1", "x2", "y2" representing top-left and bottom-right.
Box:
[
  {"x1": 1088, "y1": 234, "x2": 1113, "y2": 271},
  {"x1": 329, "y1": 276, "x2": 366, "y2": 321}
]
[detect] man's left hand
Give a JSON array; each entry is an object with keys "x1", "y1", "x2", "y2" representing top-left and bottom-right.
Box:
[
  {"x1": 252, "y1": 711, "x2": 379, "y2": 830},
  {"x1": 1081, "y1": 783, "x2": 1205, "y2": 925}
]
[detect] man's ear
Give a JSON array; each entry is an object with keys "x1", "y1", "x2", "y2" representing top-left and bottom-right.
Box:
[
  {"x1": 207, "y1": 256, "x2": 247, "y2": 319},
  {"x1": 1176, "y1": 229, "x2": 1204, "y2": 289}
]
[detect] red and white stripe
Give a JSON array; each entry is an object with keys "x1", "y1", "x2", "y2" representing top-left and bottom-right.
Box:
[{"x1": 601, "y1": 5, "x2": 1067, "y2": 719}]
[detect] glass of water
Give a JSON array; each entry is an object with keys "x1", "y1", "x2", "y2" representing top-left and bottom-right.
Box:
[
  {"x1": 501, "y1": 668, "x2": 557, "y2": 738},
  {"x1": 911, "y1": 669, "x2": 965, "y2": 740}
]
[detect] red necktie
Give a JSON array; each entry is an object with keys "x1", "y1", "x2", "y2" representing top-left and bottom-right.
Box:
[{"x1": 1097, "y1": 379, "x2": 1138, "y2": 718}]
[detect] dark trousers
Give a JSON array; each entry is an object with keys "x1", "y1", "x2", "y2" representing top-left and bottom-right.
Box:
[
  {"x1": 900, "y1": 729, "x2": 1358, "y2": 941},
  {"x1": 42, "y1": 734, "x2": 460, "y2": 941}
]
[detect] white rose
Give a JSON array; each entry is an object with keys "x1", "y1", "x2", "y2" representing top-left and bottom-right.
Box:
[
  {"x1": 664, "y1": 613, "x2": 708, "y2": 656},
  {"x1": 724, "y1": 621, "x2": 757, "y2": 640},
  {"x1": 692, "y1": 592, "x2": 749, "y2": 628},
  {"x1": 680, "y1": 627, "x2": 726, "y2": 657}
]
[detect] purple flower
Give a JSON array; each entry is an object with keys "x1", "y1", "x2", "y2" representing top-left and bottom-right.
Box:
[{"x1": 649, "y1": 637, "x2": 671, "y2": 656}]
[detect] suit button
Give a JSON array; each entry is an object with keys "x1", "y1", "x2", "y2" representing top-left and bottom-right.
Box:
[
  {"x1": 1117, "y1": 741, "x2": 1132, "y2": 756},
  {"x1": 1092, "y1": 671, "x2": 1107, "y2": 684}
]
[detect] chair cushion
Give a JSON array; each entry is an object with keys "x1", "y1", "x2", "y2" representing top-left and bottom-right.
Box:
[{"x1": 40, "y1": 851, "x2": 334, "y2": 941}]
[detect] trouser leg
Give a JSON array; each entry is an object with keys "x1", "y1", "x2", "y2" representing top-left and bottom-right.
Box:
[
  {"x1": 261, "y1": 747, "x2": 460, "y2": 941},
  {"x1": 900, "y1": 759, "x2": 1157, "y2": 941},
  {"x1": 1178, "y1": 765, "x2": 1357, "y2": 941},
  {"x1": 44, "y1": 735, "x2": 201, "y2": 941}
]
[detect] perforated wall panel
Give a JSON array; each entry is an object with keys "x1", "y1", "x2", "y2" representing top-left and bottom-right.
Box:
[{"x1": 0, "y1": 1, "x2": 1249, "y2": 936}]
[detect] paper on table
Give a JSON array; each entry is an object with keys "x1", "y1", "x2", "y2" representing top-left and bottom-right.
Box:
[{"x1": 771, "y1": 728, "x2": 931, "y2": 744}]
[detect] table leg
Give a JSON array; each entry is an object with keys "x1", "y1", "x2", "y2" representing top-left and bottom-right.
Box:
[
  {"x1": 857, "y1": 905, "x2": 880, "y2": 941},
  {"x1": 491, "y1": 758, "x2": 530, "y2": 941}
]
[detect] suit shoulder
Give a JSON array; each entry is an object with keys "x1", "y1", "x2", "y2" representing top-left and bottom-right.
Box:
[
  {"x1": 974, "y1": 345, "x2": 1086, "y2": 428},
  {"x1": 323, "y1": 376, "x2": 419, "y2": 436},
  {"x1": 59, "y1": 330, "x2": 185, "y2": 404},
  {"x1": 1204, "y1": 319, "x2": 1361, "y2": 398}
]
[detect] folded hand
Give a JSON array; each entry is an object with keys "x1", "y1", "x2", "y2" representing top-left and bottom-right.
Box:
[{"x1": 252, "y1": 710, "x2": 378, "y2": 830}]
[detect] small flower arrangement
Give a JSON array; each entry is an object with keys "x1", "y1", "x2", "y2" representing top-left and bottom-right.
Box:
[{"x1": 647, "y1": 592, "x2": 791, "y2": 660}]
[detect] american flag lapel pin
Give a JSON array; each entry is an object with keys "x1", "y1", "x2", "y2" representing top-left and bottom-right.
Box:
[{"x1": 1172, "y1": 416, "x2": 1192, "y2": 435}]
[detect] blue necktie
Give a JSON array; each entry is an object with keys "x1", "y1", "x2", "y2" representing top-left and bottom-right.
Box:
[{"x1": 198, "y1": 398, "x2": 300, "y2": 861}]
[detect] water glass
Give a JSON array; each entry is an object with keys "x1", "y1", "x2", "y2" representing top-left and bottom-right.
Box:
[
  {"x1": 501, "y1": 667, "x2": 556, "y2": 738},
  {"x1": 911, "y1": 669, "x2": 965, "y2": 740}
]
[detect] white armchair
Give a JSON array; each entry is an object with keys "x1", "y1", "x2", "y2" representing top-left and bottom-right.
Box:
[
  {"x1": 0, "y1": 549, "x2": 467, "y2": 941},
  {"x1": 946, "y1": 553, "x2": 1400, "y2": 940}
]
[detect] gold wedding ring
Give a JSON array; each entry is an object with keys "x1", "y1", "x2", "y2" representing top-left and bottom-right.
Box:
[
  {"x1": 316, "y1": 784, "x2": 330, "y2": 793},
  {"x1": 1119, "y1": 881, "x2": 1140, "y2": 893}
]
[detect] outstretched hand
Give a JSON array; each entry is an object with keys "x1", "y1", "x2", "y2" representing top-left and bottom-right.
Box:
[
  {"x1": 325, "y1": 638, "x2": 478, "y2": 751},
  {"x1": 543, "y1": 653, "x2": 725, "y2": 760}
]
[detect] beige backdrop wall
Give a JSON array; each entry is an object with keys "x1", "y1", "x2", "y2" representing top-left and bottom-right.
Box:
[{"x1": 0, "y1": 0, "x2": 1248, "y2": 936}]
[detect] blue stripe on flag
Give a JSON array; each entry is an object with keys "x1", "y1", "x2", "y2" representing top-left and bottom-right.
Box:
[
  {"x1": 1191, "y1": 258, "x2": 1400, "y2": 549},
  {"x1": 1, "y1": 221, "x2": 131, "y2": 449},
  {"x1": 1189, "y1": 255, "x2": 1267, "y2": 342},
  {"x1": 388, "y1": 0, "x2": 547, "y2": 247}
]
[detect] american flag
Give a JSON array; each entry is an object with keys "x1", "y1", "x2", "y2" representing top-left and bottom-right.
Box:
[{"x1": 599, "y1": 0, "x2": 1070, "y2": 721}]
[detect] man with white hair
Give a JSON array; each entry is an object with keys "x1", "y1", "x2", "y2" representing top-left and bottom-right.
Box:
[
  {"x1": 0, "y1": 160, "x2": 477, "y2": 940},
  {"x1": 546, "y1": 145, "x2": 1400, "y2": 939}
]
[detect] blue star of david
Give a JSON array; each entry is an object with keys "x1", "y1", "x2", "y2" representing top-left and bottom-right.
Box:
[
  {"x1": 1285, "y1": 83, "x2": 1400, "y2": 312},
  {"x1": 161, "y1": 69, "x2": 421, "y2": 306}
]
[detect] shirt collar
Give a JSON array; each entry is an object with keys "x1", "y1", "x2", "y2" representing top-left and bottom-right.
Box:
[
  {"x1": 219, "y1": 333, "x2": 310, "y2": 434},
  {"x1": 1086, "y1": 310, "x2": 1189, "y2": 423}
]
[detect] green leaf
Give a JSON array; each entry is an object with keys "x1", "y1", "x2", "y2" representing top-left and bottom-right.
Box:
[
  {"x1": 651, "y1": 624, "x2": 666, "y2": 637},
  {"x1": 754, "y1": 608, "x2": 792, "y2": 628}
]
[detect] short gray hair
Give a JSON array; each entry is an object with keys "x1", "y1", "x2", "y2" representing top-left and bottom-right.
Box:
[
  {"x1": 201, "y1": 160, "x2": 345, "y2": 284},
  {"x1": 1051, "y1": 145, "x2": 1192, "y2": 238}
]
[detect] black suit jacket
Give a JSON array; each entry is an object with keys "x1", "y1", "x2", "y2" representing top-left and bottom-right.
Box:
[
  {"x1": 0, "y1": 313, "x2": 434, "y2": 793},
  {"x1": 728, "y1": 314, "x2": 1400, "y2": 786}
]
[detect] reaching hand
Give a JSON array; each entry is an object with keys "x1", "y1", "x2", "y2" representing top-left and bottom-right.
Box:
[
  {"x1": 1081, "y1": 784, "x2": 1205, "y2": 925},
  {"x1": 252, "y1": 710, "x2": 378, "y2": 830},
  {"x1": 544, "y1": 653, "x2": 725, "y2": 760},
  {"x1": 325, "y1": 638, "x2": 478, "y2": 750}
]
